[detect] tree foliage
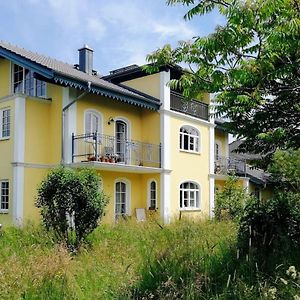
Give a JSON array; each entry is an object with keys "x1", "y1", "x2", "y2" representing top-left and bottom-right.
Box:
[
  {"x1": 214, "y1": 176, "x2": 252, "y2": 221},
  {"x1": 146, "y1": 0, "x2": 300, "y2": 165},
  {"x1": 36, "y1": 167, "x2": 108, "y2": 251}
]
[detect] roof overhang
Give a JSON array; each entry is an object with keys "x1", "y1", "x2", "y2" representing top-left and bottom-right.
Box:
[{"x1": 0, "y1": 46, "x2": 159, "y2": 111}]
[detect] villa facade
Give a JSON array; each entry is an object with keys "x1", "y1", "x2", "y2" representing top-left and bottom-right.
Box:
[{"x1": 0, "y1": 41, "x2": 265, "y2": 226}]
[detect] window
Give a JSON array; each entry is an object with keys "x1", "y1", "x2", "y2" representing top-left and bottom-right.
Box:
[
  {"x1": 0, "y1": 108, "x2": 10, "y2": 139},
  {"x1": 179, "y1": 126, "x2": 199, "y2": 152},
  {"x1": 180, "y1": 181, "x2": 200, "y2": 210},
  {"x1": 0, "y1": 181, "x2": 9, "y2": 212},
  {"x1": 215, "y1": 141, "x2": 222, "y2": 160},
  {"x1": 84, "y1": 110, "x2": 101, "y2": 134},
  {"x1": 149, "y1": 180, "x2": 157, "y2": 209},
  {"x1": 115, "y1": 181, "x2": 127, "y2": 219},
  {"x1": 13, "y1": 64, "x2": 46, "y2": 97}
]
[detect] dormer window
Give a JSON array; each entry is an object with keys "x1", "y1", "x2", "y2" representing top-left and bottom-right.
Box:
[{"x1": 13, "y1": 64, "x2": 46, "y2": 98}]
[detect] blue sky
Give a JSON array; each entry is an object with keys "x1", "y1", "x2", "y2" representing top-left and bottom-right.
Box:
[{"x1": 0, "y1": 0, "x2": 223, "y2": 75}]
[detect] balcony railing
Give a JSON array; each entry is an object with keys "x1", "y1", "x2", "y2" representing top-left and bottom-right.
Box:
[
  {"x1": 215, "y1": 156, "x2": 247, "y2": 176},
  {"x1": 72, "y1": 132, "x2": 161, "y2": 168},
  {"x1": 170, "y1": 91, "x2": 209, "y2": 121}
]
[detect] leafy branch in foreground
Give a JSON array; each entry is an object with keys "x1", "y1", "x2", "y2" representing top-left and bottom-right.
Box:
[{"x1": 146, "y1": 0, "x2": 300, "y2": 166}]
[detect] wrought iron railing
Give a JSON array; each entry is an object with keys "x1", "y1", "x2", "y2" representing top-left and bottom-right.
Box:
[
  {"x1": 215, "y1": 156, "x2": 247, "y2": 176},
  {"x1": 72, "y1": 132, "x2": 161, "y2": 168},
  {"x1": 170, "y1": 91, "x2": 209, "y2": 121}
]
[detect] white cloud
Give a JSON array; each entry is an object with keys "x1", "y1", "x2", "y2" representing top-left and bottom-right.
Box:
[
  {"x1": 86, "y1": 19, "x2": 106, "y2": 41},
  {"x1": 153, "y1": 22, "x2": 196, "y2": 39}
]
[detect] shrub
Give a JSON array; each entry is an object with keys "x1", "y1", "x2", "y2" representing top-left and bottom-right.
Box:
[
  {"x1": 214, "y1": 176, "x2": 251, "y2": 221},
  {"x1": 36, "y1": 167, "x2": 108, "y2": 251}
]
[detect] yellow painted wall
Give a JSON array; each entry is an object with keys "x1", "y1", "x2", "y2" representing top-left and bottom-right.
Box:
[
  {"x1": 169, "y1": 116, "x2": 210, "y2": 219},
  {"x1": 92, "y1": 170, "x2": 160, "y2": 223},
  {"x1": 0, "y1": 59, "x2": 11, "y2": 98},
  {"x1": 122, "y1": 73, "x2": 161, "y2": 99},
  {"x1": 215, "y1": 129, "x2": 228, "y2": 158},
  {"x1": 23, "y1": 167, "x2": 49, "y2": 223},
  {"x1": 249, "y1": 182, "x2": 273, "y2": 202}
]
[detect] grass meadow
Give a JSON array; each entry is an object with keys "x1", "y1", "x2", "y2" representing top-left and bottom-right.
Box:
[{"x1": 0, "y1": 219, "x2": 299, "y2": 299}]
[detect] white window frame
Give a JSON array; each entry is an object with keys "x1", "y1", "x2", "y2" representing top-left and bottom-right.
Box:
[
  {"x1": 148, "y1": 179, "x2": 157, "y2": 210},
  {"x1": 179, "y1": 181, "x2": 200, "y2": 210},
  {"x1": 0, "y1": 180, "x2": 9, "y2": 213},
  {"x1": 0, "y1": 108, "x2": 11, "y2": 140},
  {"x1": 12, "y1": 63, "x2": 46, "y2": 98},
  {"x1": 114, "y1": 178, "x2": 131, "y2": 220},
  {"x1": 179, "y1": 125, "x2": 200, "y2": 153},
  {"x1": 84, "y1": 109, "x2": 102, "y2": 135}
]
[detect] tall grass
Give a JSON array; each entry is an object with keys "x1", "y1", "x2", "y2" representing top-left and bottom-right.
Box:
[{"x1": 0, "y1": 220, "x2": 299, "y2": 299}]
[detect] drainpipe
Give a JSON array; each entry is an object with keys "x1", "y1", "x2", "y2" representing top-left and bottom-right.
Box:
[{"x1": 61, "y1": 81, "x2": 91, "y2": 164}]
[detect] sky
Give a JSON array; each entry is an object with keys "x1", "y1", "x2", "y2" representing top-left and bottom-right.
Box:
[{"x1": 0, "y1": 0, "x2": 224, "y2": 76}]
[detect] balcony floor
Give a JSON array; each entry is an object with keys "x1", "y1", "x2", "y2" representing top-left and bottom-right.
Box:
[{"x1": 67, "y1": 161, "x2": 165, "y2": 174}]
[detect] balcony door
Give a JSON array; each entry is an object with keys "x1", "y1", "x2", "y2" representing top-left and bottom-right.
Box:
[{"x1": 115, "y1": 120, "x2": 128, "y2": 163}]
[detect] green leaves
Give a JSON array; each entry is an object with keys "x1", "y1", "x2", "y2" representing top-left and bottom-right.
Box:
[
  {"x1": 147, "y1": 0, "x2": 300, "y2": 163},
  {"x1": 36, "y1": 167, "x2": 108, "y2": 251}
]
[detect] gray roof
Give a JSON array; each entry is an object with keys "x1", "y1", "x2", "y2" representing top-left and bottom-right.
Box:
[{"x1": 0, "y1": 41, "x2": 160, "y2": 108}]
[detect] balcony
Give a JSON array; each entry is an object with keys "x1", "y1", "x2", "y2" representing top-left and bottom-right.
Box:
[
  {"x1": 215, "y1": 157, "x2": 246, "y2": 176},
  {"x1": 72, "y1": 133, "x2": 161, "y2": 169},
  {"x1": 170, "y1": 91, "x2": 209, "y2": 121}
]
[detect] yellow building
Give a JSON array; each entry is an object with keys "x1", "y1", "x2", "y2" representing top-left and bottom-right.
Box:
[{"x1": 0, "y1": 41, "x2": 271, "y2": 227}]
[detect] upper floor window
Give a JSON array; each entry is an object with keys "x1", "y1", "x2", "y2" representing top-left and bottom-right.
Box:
[
  {"x1": 149, "y1": 180, "x2": 157, "y2": 210},
  {"x1": 180, "y1": 181, "x2": 200, "y2": 210},
  {"x1": 215, "y1": 141, "x2": 222, "y2": 160},
  {"x1": 179, "y1": 125, "x2": 199, "y2": 152},
  {"x1": 13, "y1": 64, "x2": 46, "y2": 98},
  {"x1": 0, "y1": 180, "x2": 9, "y2": 212},
  {"x1": 0, "y1": 108, "x2": 10, "y2": 139},
  {"x1": 84, "y1": 110, "x2": 101, "y2": 134}
]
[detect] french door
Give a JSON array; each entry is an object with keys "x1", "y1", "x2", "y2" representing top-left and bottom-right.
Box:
[
  {"x1": 115, "y1": 120, "x2": 128, "y2": 163},
  {"x1": 115, "y1": 181, "x2": 127, "y2": 219}
]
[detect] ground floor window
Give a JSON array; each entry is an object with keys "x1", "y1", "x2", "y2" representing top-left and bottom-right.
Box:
[
  {"x1": 180, "y1": 181, "x2": 200, "y2": 209},
  {"x1": 0, "y1": 180, "x2": 9, "y2": 212},
  {"x1": 115, "y1": 181, "x2": 128, "y2": 218},
  {"x1": 149, "y1": 180, "x2": 157, "y2": 209}
]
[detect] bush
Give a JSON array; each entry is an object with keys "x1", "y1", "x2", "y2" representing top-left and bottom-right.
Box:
[
  {"x1": 36, "y1": 167, "x2": 108, "y2": 251},
  {"x1": 238, "y1": 192, "x2": 300, "y2": 269},
  {"x1": 214, "y1": 176, "x2": 251, "y2": 221}
]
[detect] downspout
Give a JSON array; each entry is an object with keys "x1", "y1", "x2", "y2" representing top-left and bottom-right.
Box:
[{"x1": 61, "y1": 81, "x2": 91, "y2": 164}]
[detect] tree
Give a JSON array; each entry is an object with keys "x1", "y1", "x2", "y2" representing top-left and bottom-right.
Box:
[
  {"x1": 36, "y1": 167, "x2": 108, "y2": 251},
  {"x1": 146, "y1": 0, "x2": 300, "y2": 166}
]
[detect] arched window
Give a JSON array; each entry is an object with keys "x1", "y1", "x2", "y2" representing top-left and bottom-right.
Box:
[
  {"x1": 180, "y1": 181, "x2": 200, "y2": 209},
  {"x1": 148, "y1": 180, "x2": 157, "y2": 209},
  {"x1": 115, "y1": 180, "x2": 130, "y2": 219},
  {"x1": 84, "y1": 110, "x2": 101, "y2": 135},
  {"x1": 179, "y1": 126, "x2": 200, "y2": 152}
]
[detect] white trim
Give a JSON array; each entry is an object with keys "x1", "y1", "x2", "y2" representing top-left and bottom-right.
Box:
[
  {"x1": 209, "y1": 177, "x2": 215, "y2": 218},
  {"x1": 178, "y1": 180, "x2": 202, "y2": 211},
  {"x1": 12, "y1": 96, "x2": 25, "y2": 225},
  {"x1": 113, "y1": 116, "x2": 131, "y2": 140},
  {"x1": 159, "y1": 70, "x2": 171, "y2": 224},
  {"x1": 0, "y1": 107, "x2": 11, "y2": 139},
  {"x1": 160, "y1": 71, "x2": 170, "y2": 110},
  {"x1": 0, "y1": 180, "x2": 9, "y2": 213},
  {"x1": 83, "y1": 108, "x2": 103, "y2": 135},
  {"x1": 243, "y1": 178, "x2": 250, "y2": 193},
  {"x1": 147, "y1": 179, "x2": 158, "y2": 209},
  {"x1": 63, "y1": 88, "x2": 77, "y2": 163},
  {"x1": 160, "y1": 108, "x2": 214, "y2": 128},
  {"x1": 114, "y1": 178, "x2": 131, "y2": 220},
  {"x1": 209, "y1": 106, "x2": 215, "y2": 217},
  {"x1": 179, "y1": 124, "x2": 201, "y2": 153}
]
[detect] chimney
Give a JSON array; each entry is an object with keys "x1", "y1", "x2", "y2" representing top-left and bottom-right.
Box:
[{"x1": 78, "y1": 44, "x2": 93, "y2": 74}]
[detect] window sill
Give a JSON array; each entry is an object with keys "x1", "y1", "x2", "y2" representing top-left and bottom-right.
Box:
[
  {"x1": 180, "y1": 208, "x2": 201, "y2": 212},
  {"x1": 179, "y1": 149, "x2": 201, "y2": 155},
  {"x1": 0, "y1": 210, "x2": 9, "y2": 214},
  {"x1": 0, "y1": 137, "x2": 10, "y2": 141}
]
